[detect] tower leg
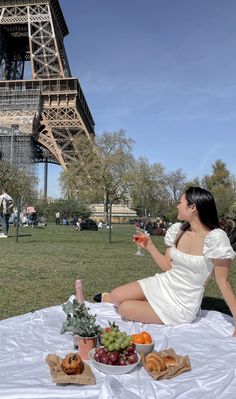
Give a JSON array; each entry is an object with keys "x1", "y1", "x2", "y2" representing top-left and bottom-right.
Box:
[{"x1": 44, "y1": 160, "x2": 48, "y2": 201}]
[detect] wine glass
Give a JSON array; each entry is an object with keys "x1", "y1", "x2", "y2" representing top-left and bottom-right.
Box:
[{"x1": 132, "y1": 231, "x2": 145, "y2": 256}]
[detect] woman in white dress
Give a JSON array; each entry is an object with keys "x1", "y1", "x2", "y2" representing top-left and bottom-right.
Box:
[{"x1": 95, "y1": 187, "x2": 236, "y2": 336}]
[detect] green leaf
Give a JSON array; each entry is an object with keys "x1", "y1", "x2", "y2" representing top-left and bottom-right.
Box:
[{"x1": 60, "y1": 299, "x2": 101, "y2": 337}]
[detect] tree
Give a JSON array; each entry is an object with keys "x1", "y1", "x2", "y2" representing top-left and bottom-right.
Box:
[
  {"x1": 60, "y1": 130, "x2": 135, "y2": 222},
  {"x1": 202, "y1": 160, "x2": 236, "y2": 217},
  {"x1": 0, "y1": 161, "x2": 37, "y2": 202},
  {"x1": 184, "y1": 177, "x2": 202, "y2": 190},
  {"x1": 164, "y1": 169, "x2": 186, "y2": 203},
  {"x1": 228, "y1": 201, "x2": 236, "y2": 220},
  {"x1": 59, "y1": 134, "x2": 103, "y2": 203},
  {"x1": 154, "y1": 169, "x2": 187, "y2": 222},
  {"x1": 128, "y1": 157, "x2": 165, "y2": 217},
  {"x1": 203, "y1": 159, "x2": 232, "y2": 190}
]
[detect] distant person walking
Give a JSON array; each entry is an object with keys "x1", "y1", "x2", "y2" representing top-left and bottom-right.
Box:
[
  {"x1": 0, "y1": 190, "x2": 14, "y2": 238},
  {"x1": 55, "y1": 211, "x2": 60, "y2": 225}
]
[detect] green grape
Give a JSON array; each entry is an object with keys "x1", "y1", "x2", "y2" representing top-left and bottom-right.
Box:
[
  {"x1": 120, "y1": 341, "x2": 127, "y2": 350},
  {"x1": 124, "y1": 339, "x2": 130, "y2": 348},
  {"x1": 114, "y1": 342, "x2": 120, "y2": 351},
  {"x1": 108, "y1": 344, "x2": 114, "y2": 351}
]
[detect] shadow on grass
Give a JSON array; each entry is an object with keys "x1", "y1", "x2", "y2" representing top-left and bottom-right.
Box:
[
  {"x1": 11, "y1": 234, "x2": 32, "y2": 238},
  {"x1": 201, "y1": 296, "x2": 231, "y2": 315}
]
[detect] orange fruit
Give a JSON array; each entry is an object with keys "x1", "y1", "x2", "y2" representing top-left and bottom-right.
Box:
[
  {"x1": 131, "y1": 334, "x2": 145, "y2": 344},
  {"x1": 140, "y1": 331, "x2": 152, "y2": 344}
]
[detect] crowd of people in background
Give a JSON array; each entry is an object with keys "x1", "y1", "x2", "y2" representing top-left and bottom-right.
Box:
[
  {"x1": 2, "y1": 196, "x2": 236, "y2": 254},
  {"x1": 0, "y1": 195, "x2": 44, "y2": 236},
  {"x1": 53, "y1": 214, "x2": 112, "y2": 231},
  {"x1": 134, "y1": 216, "x2": 171, "y2": 236},
  {"x1": 11, "y1": 205, "x2": 38, "y2": 228}
]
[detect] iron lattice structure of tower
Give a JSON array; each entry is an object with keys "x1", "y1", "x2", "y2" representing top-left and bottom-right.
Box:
[{"x1": 0, "y1": 0, "x2": 95, "y2": 170}]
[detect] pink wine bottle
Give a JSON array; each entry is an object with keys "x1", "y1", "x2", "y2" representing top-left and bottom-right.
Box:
[{"x1": 75, "y1": 279, "x2": 84, "y2": 304}]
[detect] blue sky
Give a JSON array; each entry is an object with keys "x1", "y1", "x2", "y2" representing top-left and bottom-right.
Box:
[{"x1": 38, "y1": 0, "x2": 236, "y2": 197}]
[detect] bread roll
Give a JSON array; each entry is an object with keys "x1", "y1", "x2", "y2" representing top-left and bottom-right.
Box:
[
  {"x1": 145, "y1": 353, "x2": 165, "y2": 372},
  {"x1": 61, "y1": 352, "x2": 84, "y2": 375}
]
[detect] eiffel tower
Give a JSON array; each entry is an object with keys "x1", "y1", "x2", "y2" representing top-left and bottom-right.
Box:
[{"x1": 0, "y1": 0, "x2": 95, "y2": 174}]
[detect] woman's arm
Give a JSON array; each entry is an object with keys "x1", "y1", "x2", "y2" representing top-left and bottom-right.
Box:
[
  {"x1": 140, "y1": 235, "x2": 172, "y2": 271},
  {"x1": 213, "y1": 259, "x2": 236, "y2": 336}
]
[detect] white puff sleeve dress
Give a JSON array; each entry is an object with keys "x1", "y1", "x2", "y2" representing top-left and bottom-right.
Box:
[{"x1": 138, "y1": 223, "x2": 235, "y2": 325}]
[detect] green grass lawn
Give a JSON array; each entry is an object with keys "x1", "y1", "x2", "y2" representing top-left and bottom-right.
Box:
[{"x1": 0, "y1": 223, "x2": 235, "y2": 320}]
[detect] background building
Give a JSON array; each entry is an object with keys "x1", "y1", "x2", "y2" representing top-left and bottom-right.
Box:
[{"x1": 90, "y1": 204, "x2": 137, "y2": 223}]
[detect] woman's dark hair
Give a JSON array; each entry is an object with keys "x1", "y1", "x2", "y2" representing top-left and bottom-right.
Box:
[
  {"x1": 175, "y1": 186, "x2": 219, "y2": 246},
  {"x1": 185, "y1": 186, "x2": 220, "y2": 229}
]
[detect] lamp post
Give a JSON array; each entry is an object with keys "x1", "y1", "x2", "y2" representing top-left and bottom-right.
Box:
[
  {"x1": 15, "y1": 197, "x2": 21, "y2": 243},
  {"x1": 9, "y1": 125, "x2": 21, "y2": 243},
  {"x1": 108, "y1": 198, "x2": 112, "y2": 244}
]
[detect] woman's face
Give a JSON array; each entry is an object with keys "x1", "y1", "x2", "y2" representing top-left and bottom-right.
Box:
[{"x1": 177, "y1": 194, "x2": 194, "y2": 221}]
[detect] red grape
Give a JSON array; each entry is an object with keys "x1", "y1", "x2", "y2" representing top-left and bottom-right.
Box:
[
  {"x1": 100, "y1": 354, "x2": 109, "y2": 364},
  {"x1": 97, "y1": 347, "x2": 107, "y2": 357},
  {"x1": 124, "y1": 345, "x2": 135, "y2": 356},
  {"x1": 109, "y1": 351, "x2": 119, "y2": 364},
  {"x1": 94, "y1": 353, "x2": 100, "y2": 362},
  {"x1": 118, "y1": 358, "x2": 126, "y2": 366},
  {"x1": 126, "y1": 353, "x2": 138, "y2": 364}
]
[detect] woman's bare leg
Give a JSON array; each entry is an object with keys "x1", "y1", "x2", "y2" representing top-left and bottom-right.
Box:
[
  {"x1": 102, "y1": 282, "x2": 163, "y2": 324},
  {"x1": 118, "y1": 300, "x2": 164, "y2": 324},
  {"x1": 102, "y1": 282, "x2": 145, "y2": 304}
]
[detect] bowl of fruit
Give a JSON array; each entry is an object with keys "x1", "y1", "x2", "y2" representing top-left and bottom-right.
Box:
[
  {"x1": 89, "y1": 327, "x2": 140, "y2": 374},
  {"x1": 131, "y1": 331, "x2": 154, "y2": 355}
]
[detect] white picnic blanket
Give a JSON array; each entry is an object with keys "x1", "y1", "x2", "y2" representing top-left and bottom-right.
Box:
[{"x1": 0, "y1": 300, "x2": 235, "y2": 399}]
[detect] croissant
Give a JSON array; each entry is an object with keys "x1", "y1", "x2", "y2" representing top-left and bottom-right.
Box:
[
  {"x1": 145, "y1": 352, "x2": 166, "y2": 372},
  {"x1": 61, "y1": 352, "x2": 84, "y2": 375},
  {"x1": 162, "y1": 355, "x2": 176, "y2": 368}
]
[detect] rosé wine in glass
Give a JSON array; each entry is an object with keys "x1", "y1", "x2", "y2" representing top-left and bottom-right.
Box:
[
  {"x1": 132, "y1": 234, "x2": 147, "y2": 245},
  {"x1": 132, "y1": 234, "x2": 147, "y2": 256}
]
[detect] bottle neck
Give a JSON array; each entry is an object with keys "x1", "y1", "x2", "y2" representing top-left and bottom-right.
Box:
[{"x1": 75, "y1": 279, "x2": 84, "y2": 303}]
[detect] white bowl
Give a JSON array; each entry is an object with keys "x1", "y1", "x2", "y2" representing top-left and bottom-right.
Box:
[
  {"x1": 88, "y1": 348, "x2": 141, "y2": 375},
  {"x1": 134, "y1": 342, "x2": 154, "y2": 355}
]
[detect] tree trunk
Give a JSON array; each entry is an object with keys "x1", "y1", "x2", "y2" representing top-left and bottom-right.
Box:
[{"x1": 103, "y1": 191, "x2": 109, "y2": 223}]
